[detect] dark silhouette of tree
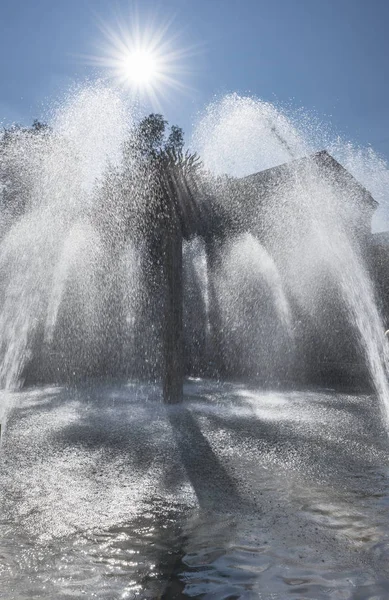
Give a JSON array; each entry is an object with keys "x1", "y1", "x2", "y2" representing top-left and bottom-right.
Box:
[
  {"x1": 126, "y1": 113, "x2": 187, "y2": 164},
  {"x1": 166, "y1": 125, "x2": 184, "y2": 155},
  {"x1": 136, "y1": 113, "x2": 168, "y2": 158},
  {"x1": 130, "y1": 115, "x2": 202, "y2": 402},
  {"x1": 31, "y1": 119, "x2": 50, "y2": 133},
  {"x1": 0, "y1": 120, "x2": 51, "y2": 220},
  {"x1": 94, "y1": 113, "x2": 202, "y2": 392}
]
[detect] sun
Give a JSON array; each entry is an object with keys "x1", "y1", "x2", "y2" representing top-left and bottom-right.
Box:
[
  {"x1": 120, "y1": 49, "x2": 158, "y2": 86},
  {"x1": 85, "y1": 12, "x2": 195, "y2": 107}
]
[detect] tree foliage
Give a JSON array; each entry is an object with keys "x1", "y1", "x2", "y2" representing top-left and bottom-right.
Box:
[
  {"x1": 130, "y1": 113, "x2": 200, "y2": 172},
  {"x1": 0, "y1": 120, "x2": 51, "y2": 218}
]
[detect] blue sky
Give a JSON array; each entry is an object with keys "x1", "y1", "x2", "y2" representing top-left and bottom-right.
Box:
[{"x1": 1, "y1": 0, "x2": 389, "y2": 159}]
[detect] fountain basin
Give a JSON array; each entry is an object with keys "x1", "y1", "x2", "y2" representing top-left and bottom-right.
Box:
[{"x1": 1, "y1": 379, "x2": 389, "y2": 599}]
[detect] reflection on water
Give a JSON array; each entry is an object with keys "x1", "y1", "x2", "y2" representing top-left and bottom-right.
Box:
[{"x1": 1, "y1": 380, "x2": 389, "y2": 599}]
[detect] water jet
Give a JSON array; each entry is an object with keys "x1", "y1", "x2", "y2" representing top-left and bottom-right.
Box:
[{"x1": 1, "y1": 88, "x2": 389, "y2": 598}]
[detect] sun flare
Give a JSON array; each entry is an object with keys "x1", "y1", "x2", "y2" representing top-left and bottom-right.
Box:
[
  {"x1": 86, "y1": 13, "x2": 194, "y2": 107},
  {"x1": 121, "y1": 49, "x2": 158, "y2": 85}
]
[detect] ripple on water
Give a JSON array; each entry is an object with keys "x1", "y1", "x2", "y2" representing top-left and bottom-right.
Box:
[{"x1": 1, "y1": 384, "x2": 389, "y2": 599}]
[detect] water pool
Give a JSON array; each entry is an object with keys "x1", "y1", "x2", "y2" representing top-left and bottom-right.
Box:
[{"x1": 1, "y1": 380, "x2": 389, "y2": 599}]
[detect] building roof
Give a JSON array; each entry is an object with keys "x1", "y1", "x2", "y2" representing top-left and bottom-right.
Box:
[{"x1": 241, "y1": 150, "x2": 378, "y2": 210}]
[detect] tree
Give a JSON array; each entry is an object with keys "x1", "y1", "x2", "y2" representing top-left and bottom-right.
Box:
[
  {"x1": 93, "y1": 112, "x2": 204, "y2": 399},
  {"x1": 166, "y1": 125, "x2": 184, "y2": 155},
  {"x1": 127, "y1": 114, "x2": 201, "y2": 402},
  {"x1": 31, "y1": 119, "x2": 50, "y2": 133},
  {"x1": 0, "y1": 120, "x2": 51, "y2": 220},
  {"x1": 126, "y1": 113, "x2": 186, "y2": 163}
]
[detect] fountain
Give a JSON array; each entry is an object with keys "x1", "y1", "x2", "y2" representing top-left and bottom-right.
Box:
[
  {"x1": 0, "y1": 89, "x2": 384, "y2": 396},
  {"x1": 2, "y1": 86, "x2": 389, "y2": 598}
]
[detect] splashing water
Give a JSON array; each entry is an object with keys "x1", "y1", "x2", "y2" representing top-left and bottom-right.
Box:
[
  {"x1": 223, "y1": 233, "x2": 293, "y2": 333},
  {"x1": 213, "y1": 233, "x2": 294, "y2": 380},
  {"x1": 193, "y1": 93, "x2": 389, "y2": 423},
  {"x1": 0, "y1": 87, "x2": 389, "y2": 427},
  {"x1": 192, "y1": 93, "x2": 308, "y2": 176},
  {"x1": 0, "y1": 85, "x2": 133, "y2": 388}
]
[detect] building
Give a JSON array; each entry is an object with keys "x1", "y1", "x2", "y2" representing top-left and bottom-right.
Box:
[{"x1": 202, "y1": 150, "x2": 380, "y2": 388}]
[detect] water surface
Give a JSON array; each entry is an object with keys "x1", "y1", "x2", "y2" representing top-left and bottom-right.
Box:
[{"x1": 1, "y1": 380, "x2": 389, "y2": 599}]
